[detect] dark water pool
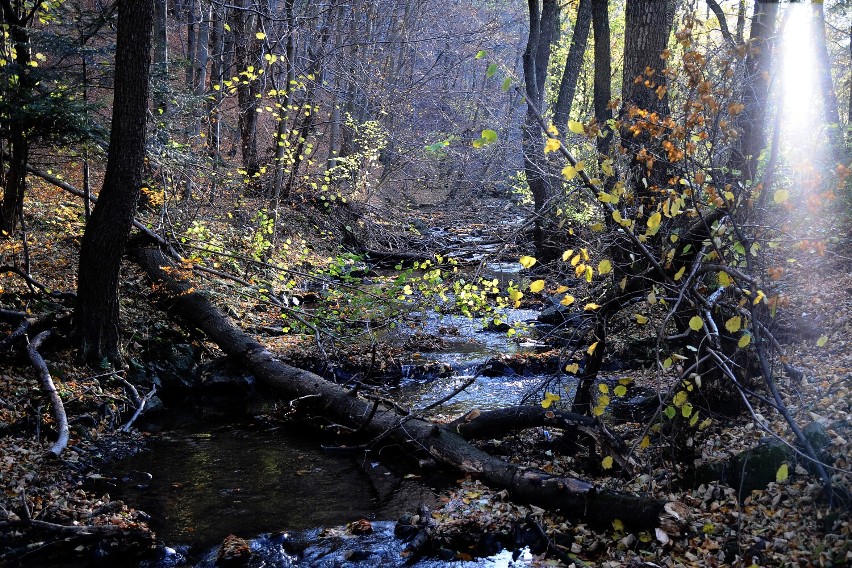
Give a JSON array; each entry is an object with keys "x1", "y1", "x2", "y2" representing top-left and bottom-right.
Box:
[{"x1": 113, "y1": 416, "x2": 446, "y2": 550}]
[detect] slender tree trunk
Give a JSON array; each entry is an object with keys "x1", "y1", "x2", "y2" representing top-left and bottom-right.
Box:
[
  {"x1": 207, "y1": 3, "x2": 226, "y2": 163},
  {"x1": 728, "y1": 1, "x2": 778, "y2": 183},
  {"x1": 522, "y1": 0, "x2": 559, "y2": 259},
  {"x1": 271, "y1": 0, "x2": 297, "y2": 202},
  {"x1": 75, "y1": 0, "x2": 154, "y2": 365},
  {"x1": 232, "y1": 0, "x2": 261, "y2": 189},
  {"x1": 185, "y1": 0, "x2": 197, "y2": 87},
  {"x1": 811, "y1": 2, "x2": 843, "y2": 162},
  {"x1": 0, "y1": 7, "x2": 34, "y2": 235},
  {"x1": 592, "y1": 0, "x2": 612, "y2": 157},
  {"x1": 152, "y1": 0, "x2": 169, "y2": 116},
  {"x1": 553, "y1": 0, "x2": 592, "y2": 127}
]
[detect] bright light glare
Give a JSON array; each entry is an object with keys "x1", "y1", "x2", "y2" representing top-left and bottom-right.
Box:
[{"x1": 780, "y1": 4, "x2": 819, "y2": 154}]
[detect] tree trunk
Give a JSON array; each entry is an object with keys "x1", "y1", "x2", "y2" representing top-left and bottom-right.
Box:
[
  {"x1": 728, "y1": 1, "x2": 777, "y2": 183},
  {"x1": 232, "y1": 0, "x2": 261, "y2": 189},
  {"x1": 0, "y1": 5, "x2": 34, "y2": 235},
  {"x1": 75, "y1": 0, "x2": 153, "y2": 365},
  {"x1": 134, "y1": 244, "x2": 666, "y2": 528},
  {"x1": 811, "y1": 2, "x2": 843, "y2": 162},
  {"x1": 553, "y1": 0, "x2": 592, "y2": 127},
  {"x1": 592, "y1": 0, "x2": 613, "y2": 157},
  {"x1": 522, "y1": 0, "x2": 559, "y2": 259},
  {"x1": 152, "y1": 0, "x2": 169, "y2": 116}
]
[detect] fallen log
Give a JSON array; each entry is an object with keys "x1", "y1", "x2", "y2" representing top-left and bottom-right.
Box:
[{"x1": 134, "y1": 244, "x2": 665, "y2": 528}]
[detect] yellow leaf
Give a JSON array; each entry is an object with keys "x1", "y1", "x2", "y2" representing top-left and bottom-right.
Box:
[
  {"x1": 529, "y1": 279, "x2": 545, "y2": 293},
  {"x1": 541, "y1": 392, "x2": 561, "y2": 409},
  {"x1": 584, "y1": 302, "x2": 600, "y2": 311},
  {"x1": 598, "y1": 192, "x2": 619, "y2": 203},
  {"x1": 738, "y1": 333, "x2": 751, "y2": 348},
  {"x1": 620, "y1": 277, "x2": 627, "y2": 291},
  {"x1": 614, "y1": 385, "x2": 627, "y2": 397},
  {"x1": 561, "y1": 249, "x2": 574, "y2": 261},
  {"x1": 776, "y1": 463, "x2": 789, "y2": 483},
  {"x1": 598, "y1": 394, "x2": 610, "y2": 406},
  {"x1": 544, "y1": 138, "x2": 561, "y2": 154},
  {"x1": 255, "y1": 31, "x2": 266, "y2": 39},
  {"x1": 816, "y1": 335, "x2": 828, "y2": 347},
  {"x1": 581, "y1": 248, "x2": 590, "y2": 261},
  {"x1": 587, "y1": 341, "x2": 599, "y2": 355},
  {"x1": 555, "y1": 285, "x2": 569, "y2": 293},
  {"x1": 508, "y1": 289, "x2": 523, "y2": 302},
  {"x1": 560, "y1": 294, "x2": 575, "y2": 306},
  {"x1": 725, "y1": 316, "x2": 742, "y2": 333},
  {"x1": 602, "y1": 456, "x2": 614, "y2": 470},
  {"x1": 718, "y1": 271, "x2": 732, "y2": 286},
  {"x1": 673, "y1": 390, "x2": 688, "y2": 408},
  {"x1": 598, "y1": 259, "x2": 612, "y2": 275},
  {"x1": 681, "y1": 402, "x2": 693, "y2": 418},
  {"x1": 753, "y1": 289, "x2": 766, "y2": 304},
  {"x1": 640, "y1": 435, "x2": 651, "y2": 449},
  {"x1": 647, "y1": 211, "x2": 662, "y2": 232},
  {"x1": 612, "y1": 210, "x2": 623, "y2": 224},
  {"x1": 612, "y1": 518, "x2": 624, "y2": 531},
  {"x1": 593, "y1": 405, "x2": 605, "y2": 416},
  {"x1": 689, "y1": 316, "x2": 703, "y2": 331},
  {"x1": 590, "y1": 222, "x2": 604, "y2": 232},
  {"x1": 599, "y1": 384, "x2": 609, "y2": 394},
  {"x1": 773, "y1": 189, "x2": 789, "y2": 204},
  {"x1": 519, "y1": 255, "x2": 537, "y2": 269},
  {"x1": 547, "y1": 124, "x2": 559, "y2": 135},
  {"x1": 602, "y1": 159, "x2": 614, "y2": 176},
  {"x1": 635, "y1": 314, "x2": 649, "y2": 324},
  {"x1": 570, "y1": 254, "x2": 581, "y2": 267},
  {"x1": 674, "y1": 266, "x2": 686, "y2": 281},
  {"x1": 561, "y1": 164, "x2": 577, "y2": 180},
  {"x1": 568, "y1": 120, "x2": 584, "y2": 134},
  {"x1": 565, "y1": 363, "x2": 579, "y2": 373}
]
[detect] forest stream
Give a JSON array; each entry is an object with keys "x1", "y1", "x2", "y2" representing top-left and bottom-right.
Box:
[{"x1": 110, "y1": 301, "x2": 561, "y2": 567}]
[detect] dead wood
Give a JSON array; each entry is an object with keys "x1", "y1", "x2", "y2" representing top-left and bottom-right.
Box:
[
  {"x1": 134, "y1": 244, "x2": 665, "y2": 527},
  {"x1": 27, "y1": 330, "x2": 69, "y2": 458}
]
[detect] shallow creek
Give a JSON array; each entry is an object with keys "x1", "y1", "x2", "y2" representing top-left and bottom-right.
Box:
[{"x1": 113, "y1": 305, "x2": 553, "y2": 566}]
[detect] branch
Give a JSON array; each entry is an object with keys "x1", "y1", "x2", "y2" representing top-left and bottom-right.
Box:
[{"x1": 26, "y1": 330, "x2": 68, "y2": 458}]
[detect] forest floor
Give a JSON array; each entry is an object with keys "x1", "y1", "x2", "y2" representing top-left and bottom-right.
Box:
[{"x1": 0, "y1": 183, "x2": 851, "y2": 566}]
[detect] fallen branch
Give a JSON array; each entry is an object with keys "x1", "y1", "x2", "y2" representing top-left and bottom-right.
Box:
[
  {"x1": 26, "y1": 330, "x2": 69, "y2": 458},
  {"x1": 134, "y1": 244, "x2": 665, "y2": 527}
]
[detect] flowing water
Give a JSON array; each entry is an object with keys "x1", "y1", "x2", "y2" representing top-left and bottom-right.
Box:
[{"x1": 113, "y1": 306, "x2": 554, "y2": 566}]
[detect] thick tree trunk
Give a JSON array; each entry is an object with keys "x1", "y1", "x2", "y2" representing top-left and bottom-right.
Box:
[
  {"x1": 811, "y1": 2, "x2": 843, "y2": 162},
  {"x1": 75, "y1": 0, "x2": 153, "y2": 365},
  {"x1": 134, "y1": 245, "x2": 665, "y2": 528}
]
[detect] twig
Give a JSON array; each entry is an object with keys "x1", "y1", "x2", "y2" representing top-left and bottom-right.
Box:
[
  {"x1": 26, "y1": 330, "x2": 68, "y2": 458},
  {"x1": 120, "y1": 385, "x2": 157, "y2": 433}
]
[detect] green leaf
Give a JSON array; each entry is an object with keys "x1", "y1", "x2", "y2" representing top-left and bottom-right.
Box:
[
  {"x1": 776, "y1": 463, "x2": 789, "y2": 483},
  {"x1": 725, "y1": 316, "x2": 742, "y2": 333},
  {"x1": 481, "y1": 129, "x2": 498, "y2": 143},
  {"x1": 475, "y1": 50, "x2": 487, "y2": 59},
  {"x1": 663, "y1": 406, "x2": 677, "y2": 419},
  {"x1": 689, "y1": 316, "x2": 704, "y2": 331},
  {"x1": 816, "y1": 335, "x2": 829, "y2": 347},
  {"x1": 501, "y1": 77, "x2": 512, "y2": 91},
  {"x1": 486, "y1": 63, "x2": 498, "y2": 78}
]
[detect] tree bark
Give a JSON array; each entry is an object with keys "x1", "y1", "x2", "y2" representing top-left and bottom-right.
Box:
[
  {"x1": 0, "y1": 3, "x2": 35, "y2": 234},
  {"x1": 553, "y1": 0, "x2": 592, "y2": 127},
  {"x1": 522, "y1": 0, "x2": 559, "y2": 258},
  {"x1": 74, "y1": 0, "x2": 153, "y2": 365},
  {"x1": 592, "y1": 0, "x2": 613, "y2": 157},
  {"x1": 134, "y1": 244, "x2": 666, "y2": 528},
  {"x1": 811, "y1": 1, "x2": 843, "y2": 162}
]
